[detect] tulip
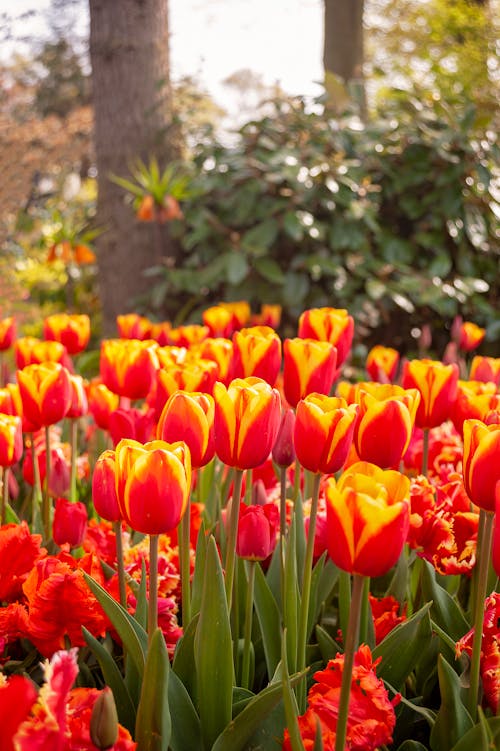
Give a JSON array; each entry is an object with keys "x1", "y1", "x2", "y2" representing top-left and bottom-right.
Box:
[
  {"x1": 116, "y1": 313, "x2": 153, "y2": 340},
  {"x1": 100, "y1": 339, "x2": 159, "y2": 400},
  {"x1": 90, "y1": 687, "x2": 119, "y2": 751},
  {"x1": 0, "y1": 414, "x2": 23, "y2": 467},
  {"x1": 52, "y1": 497, "x2": 88, "y2": 548},
  {"x1": 15, "y1": 337, "x2": 68, "y2": 369},
  {"x1": 236, "y1": 502, "x2": 280, "y2": 561},
  {"x1": 43, "y1": 313, "x2": 91, "y2": 354},
  {"x1": 219, "y1": 301, "x2": 251, "y2": 329},
  {"x1": 272, "y1": 408, "x2": 296, "y2": 469},
  {"x1": 458, "y1": 321, "x2": 486, "y2": 352},
  {"x1": 17, "y1": 362, "x2": 72, "y2": 429},
  {"x1": 463, "y1": 419, "x2": 500, "y2": 513},
  {"x1": 354, "y1": 386, "x2": 420, "y2": 468},
  {"x1": 213, "y1": 377, "x2": 281, "y2": 470},
  {"x1": 168, "y1": 324, "x2": 209, "y2": 348},
  {"x1": 451, "y1": 381, "x2": 499, "y2": 435},
  {"x1": 401, "y1": 359, "x2": 458, "y2": 430},
  {"x1": 87, "y1": 380, "x2": 120, "y2": 430},
  {"x1": 231, "y1": 325, "x2": 282, "y2": 386},
  {"x1": 109, "y1": 405, "x2": 156, "y2": 446},
  {"x1": 157, "y1": 391, "x2": 214, "y2": 468},
  {"x1": 67, "y1": 374, "x2": 88, "y2": 419},
  {"x1": 251, "y1": 304, "x2": 282, "y2": 329},
  {"x1": 470, "y1": 356, "x2": 500, "y2": 386},
  {"x1": 298, "y1": 307, "x2": 354, "y2": 368},
  {"x1": 0, "y1": 384, "x2": 22, "y2": 417},
  {"x1": 0, "y1": 316, "x2": 16, "y2": 351},
  {"x1": 365, "y1": 345, "x2": 400, "y2": 383},
  {"x1": 294, "y1": 394, "x2": 358, "y2": 475},
  {"x1": 92, "y1": 449, "x2": 125, "y2": 605},
  {"x1": 22, "y1": 441, "x2": 70, "y2": 497},
  {"x1": 325, "y1": 461, "x2": 410, "y2": 578},
  {"x1": 203, "y1": 305, "x2": 235, "y2": 338},
  {"x1": 155, "y1": 359, "x2": 218, "y2": 420},
  {"x1": 197, "y1": 337, "x2": 234, "y2": 385},
  {"x1": 283, "y1": 338, "x2": 337, "y2": 408},
  {"x1": 150, "y1": 320, "x2": 172, "y2": 346}
]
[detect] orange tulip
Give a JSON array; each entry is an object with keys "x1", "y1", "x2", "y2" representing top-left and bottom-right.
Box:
[
  {"x1": 0, "y1": 414, "x2": 23, "y2": 467},
  {"x1": 213, "y1": 377, "x2": 281, "y2": 469},
  {"x1": 0, "y1": 316, "x2": 16, "y2": 351},
  {"x1": 168, "y1": 324, "x2": 209, "y2": 348},
  {"x1": 155, "y1": 359, "x2": 218, "y2": 419},
  {"x1": 197, "y1": 338, "x2": 234, "y2": 385},
  {"x1": 463, "y1": 419, "x2": 500, "y2": 512},
  {"x1": 452, "y1": 381, "x2": 500, "y2": 435},
  {"x1": 0, "y1": 383, "x2": 23, "y2": 417},
  {"x1": 150, "y1": 320, "x2": 172, "y2": 346},
  {"x1": 219, "y1": 301, "x2": 251, "y2": 329},
  {"x1": 365, "y1": 345, "x2": 400, "y2": 383},
  {"x1": 470, "y1": 356, "x2": 500, "y2": 386},
  {"x1": 298, "y1": 307, "x2": 354, "y2": 367},
  {"x1": 92, "y1": 449, "x2": 121, "y2": 522},
  {"x1": 283, "y1": 338, "x2": 337, "y2": 408},
  {"x1": 15, "y1": 337, "x2": 68, "y2": 370},
  {"x1": 157, "y1": 391, "x2": 215, "y2": 468},
  {"x1": 17, "y1": 362, "x2": 72, "y2": 429},
  {"x1": 325, "y1": 462, "x2": 410, "y2": 577},
  {"x1": 354, "y1": 385, "x2": 420, "y2": 468},
  {"x1": 231, "y1": 325, "x2": 282, "y2": 386},
  {"x1": 114, "y1": 438, "x2": 191, "y2": 534},
  {"x1": 87, "y1": 380, "x2": 120, "y2": 430},
  {"x1": 294, "y1": 394, "x2": 358, "y2": 475},
  {"x1": 43, "y1": 313, "x2": 90, "y2": 355},
  {"x1": 100, "y1": 339, "x2": 159, "y2": 400},
  {"x1": 458, "y1": 321, "x2": 486, "y2": 352},
  {"x1": 67, "y1": 374, "x2": 89, "y2": 419},
  {"x1": 116, "y1": 313, "x2": 153, "y2": 340},
  {"x1": 251, "y1": 304, "x2": 282, "y2": 329},
  {"x1": 401, "y1": 359, "x2": 459, "y2": 429},
  {"x1": 202, "y1": 305, "x2": 235, "y2": 338}
]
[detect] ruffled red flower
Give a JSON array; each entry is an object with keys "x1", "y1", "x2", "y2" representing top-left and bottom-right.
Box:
[
  {"x1": 0, "y1": 521, "x2": 46, "y2": 602},
  {"x1": 0, "y1": 674, "x2": 37, "y2": 751},
  {"x1": 369, "y1": 595, "x2": 407, "y2": 644}
]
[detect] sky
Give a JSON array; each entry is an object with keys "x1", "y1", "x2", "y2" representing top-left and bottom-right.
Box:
[{"x1": 1, "y1": 0, "x2": 325, "y2": 112}]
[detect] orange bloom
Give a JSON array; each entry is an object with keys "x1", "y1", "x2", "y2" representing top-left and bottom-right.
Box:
[
  {"x1": 365, "y1": 345, "x2": 400, "y2": 383},
  {"x1": 458, "y1": 321, "x2": 486, "y2": 352},
  {"x1": 43, "y1": 313, "x2": 91, "y2": 354},
  {"x1": 157, "y1": 391, "x2": 215, "y2": 468},
  {"x1": 17, "y1": 362, "x2": 72, "y2": 429},
  {"x1": 15, "y1": 336, "x2": 68, "y2": 369},
  {"x1": 283, "y1": 645, "x2": 398, "y2": 751},
  {"x1": 470, "y1": 356, "x2": 500, "y2": 386},
  {"x1": 451, "y1": 380, "x2": 499, "y2": 435},
  {"x1": 325, "y1": 462, "x2": 410, "y2": 577},
  {"x1": 197, "y1": 337, "x2": 234, "y2": 385},
  {"x1": 0, "y1": 521, "x2": 45, "y2": 602},
  {"x1": 92, "y1": 450, "x2": 121, "y2": 522},
  {"x1": 116, "y1": 313, "x2": 153, "y2": 340},
  {"x1": 231, "y1": 325, "x2": 282, "y2": 386},
  {"x1": 150, "y1": 320, "x2": 172, "y2": 346},
  {"x1": 202, "y1": 305, "x2": 236, "y2": 338},
  {"x1": 213, "y1": 377, "x2": 281, "y2": 469},
  {"x1": 168, "y1": 324, "x2": 209, "y2": 347},
  {"x1": 294, "y1": 394, "x2": 358, "y2": 475},
  {"x1": 251, "y1": 303, "x2": 282, "y2": 329},
  {"x1": 219, "y1": 301, "x2": 251, "y2": 329},
  {"x1": 0, "y1": 316, "x2": 16, "y2": 351},
  {"x1": 369, "y1": 595, "x2": 407, "y2": 644},
  {"x1": 298, "y1": 307, "x2": 354, "y2": 368},
  {"x1": 402, "y1": 358, "x2": 459, "y2": 429},
  {"x1": 283, "y1": 338, "x2": 337, "y2": 408},
  {"x1": 100, "y1": 339, "x2": 159, "y2": 400},
  {"x1": 67, "y1": 373, "x2": 89, "y2": 419},
  {"x1": 87, "y1": 379, "x2": 120, "y2": 430},
  {"x1": 0, "y1": 383, "x2": 23, "y2": 416},
  {"x1": 354, "y1": 385, "x2": 420, "y2": 468},
  {"x1": 155, "y1": 358, "x2": 218, "y2": 419},
  {"x1": 47, "y1": 241, "x2": 96, "y2": 265},
  {"x1": 114, "y1": 438, "x2": 191, "y2": 535},
  {"x1": 0, "y1": 413, "x2": 23, "y2": 467},
  {"x1": 463, "y1": 418, "x2": 500, "y2": 512}
]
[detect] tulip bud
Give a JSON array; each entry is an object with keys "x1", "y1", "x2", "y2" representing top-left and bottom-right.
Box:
[
  {"x1": 272, "y1": 408, "x2": 296, "y2": 468},
  {"x1": 90, "y1": 686, "x2": 119, "y2": 750},
  {"x1": 52, "y1": 497, "x2": 88, "y2": 548},
  {"x1": 236, "y1": 502, "x2": 280, "y2": 560},
  {"x1": 92, "y1": 449, "x2": 121, "y2": 522},
  {"x1": 252, "y1": 478, "x2": 268, "y2": 506}
]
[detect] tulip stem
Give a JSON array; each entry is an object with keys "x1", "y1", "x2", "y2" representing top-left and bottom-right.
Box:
[
  {"x1": 279, "y1": 466, "x2": 287, "y2": 609},
  {"x1": 292, "y1": 458, "x2": 301, "y2": 503},
  {"x1": 467, "y1": 509, "x2": 494, "y2": 720},
  {"x1": 179, "y1": 495, "x2": 191, "y2": 629},
  {"x1": 113, "y1": 520, "x2": 127, "y2": 609},
  {"x1": 224, "y1": 468, "x2": 244, "y2": 611},
  {"x1": 0, "y1": 467, "x2": 6, "y2": 525},
  {"x1": 241, "y1": 560, "x2": 256, "y2": 690},
  {"x1": 422, "y1": 428, "x2": 429, "y2": 477},
  {"x1": 296, "y1": 471, "x2": 321, "y2": 712},
  {"x1": 30, "y1": 434, "x2": 43, "y2": 532},
  {"x1": 245, "y1": 469, "x2": 252, "y2": 505},
  {"x1": 148, "y1": 533, "x2": 159, "y2": 647},
  {"x1": 43, "y1": 425, "x2": 52, "y2": 541},
  {"x1": 69, "y1": 419, "x2": 78, "y2": 504},
  {"x1": 335, "y1": 573, "x2": 365, "y2": 751}
]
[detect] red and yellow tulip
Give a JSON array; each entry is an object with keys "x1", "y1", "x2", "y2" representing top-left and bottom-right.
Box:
[
  {"x1": 202, "y1": 305, "x2": 236, "y2": 338},
  {"x1": 17, "y1": 362, "x2": 72, "y2": 429},
  {"x1": 0, "y1": 414, "x2": 23, "y2": 467},
  {"x1": 452, "y1": 381, "x2": 500, "y2": 435},
  {"x1": 87, "y1": 380, "x2": 120, "y2": 430},
  {"x1": 0, "y1": 316, "x2": 16, "y2": 351},
  {"x1": 168, "y1": 324, "x2": 209, "y2": 348},
  {"x1": 213, "y1": 377, "x2": 281, "y2": 469},
  {"x1": 157, "y1": 391, "x2": 215, "y2": 468},
  {"x1": 92, "y1": 449, "x2": 121, "y2": 522},
  {"x1": 458, "y1": 321, "x2": 486, "y2": 352},
  {"x1": 294, "y1": 394, "x2": 358, "y2": 475},
  {"x1": 231, "y1": 325, "x2": 282, "y2": 386},
  {"x1": 402, "y1": 359, "x2": 458, "y2": 429},
  {"x1": 325, "y1": 461, "x2": 410, "y2": 577},
  {"x1": 470, "y1": 356, "x2": 500, "y2": 386},
  {"x1": 197, "y1": 338, "x2": 234, "y2": 385},
  {"x1": 100, "y1": 339, "x2": 159, "y2": 400},
  {"x1": 155, "y1": 359, "x2": 218, "y2": 419},
  {"x1": 463, "y1": 418, "x2": 500, "y2": 512},
  {"x1": 298, "y1": 307, "x2": 354, "y2": 367},
  {"x1": 116, "y1": 313, "x2": 153, "y2": 340},
  {"x1": 365, "y1": 345, "x2": 400, "y2": 383},
  {"x1": 15, "y1": 337, "x2": 68, "y2": 370},
  {"x1": 43, "y1": 313, "x2": 91, "y2": 355},
  {"x1": 66, "y1": 374, "x2": 89, "y2": 419},
  {"x1": 283, "y1": 338, "x2": 337, "y2": 408}
]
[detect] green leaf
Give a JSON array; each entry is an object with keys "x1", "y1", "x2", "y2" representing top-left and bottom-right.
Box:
[
  {"x1": 135, "y1": 628, "x2": 171, "y2": 751},
  {"x1": 172, "y1": 613, "x2": 199, "y2": 704},
  {"x1": 450, "y1": 717, "x2": 500, "y2": 750},
  {"x1": 254, "y1": 256, "x2": 285, "y2": 284},
  {"x1": 430, "y1": 655, "x2": 473, "y2": 751},
  {"x1": 241, "y1": 219, "x2": 279, "y2": 256},
  {"x1": 396, "y1": 742, "x2": 430, "y2": 751},
  {"x1": 194, "y1": 536, "x2": 234, "y2": 750},
  {"x1": 82, "y1": 628, "x2": 136, "y2": 734},
  {"x1": 83, "y1": 573, "x2": 147, "y2": 678},
  {"x1": 168, "y1": 669, "x2": 202, "y2": 751},
  {"x1": 282, "y1": 272, "x2": 309, "y2": 306},
  {"x1": 366, "y1": 278, "x2": 387, "y2": 300},
  {"x1": 283, "y1": 522, "x2": 300, "y2": 674},
  {"x1": 191, "y1": 527, "x2": 208, "y2": 620},
  {"x1": 134, "y1": 558, "x2": 148, "y2": 630},
  {"x1": 226, "y1": 253, "x2": 250, "y2": 285},
  {"x1": 421, "y1": 561, "x2": 470, "y2": 641},
  {"x1": 373, "y1": 602, "x2": 432, "y2": 688},
  {"x1": 253, "y1": 563, "x2": 282, "y2": 680},
  {"x1": 316, "y1": 625, "x2": 342, "y2": 663},
  {"x1": 283, "y1": 211, "x2": 304, "y2": 241}
]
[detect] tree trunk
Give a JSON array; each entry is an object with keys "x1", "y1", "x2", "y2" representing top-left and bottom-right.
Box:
[
  {"x1": 88, "y1": 0, "x2": 176, "y2": 335},
  {"x1": 323, "y1": 0, "x2": 365, "y2": 115}
]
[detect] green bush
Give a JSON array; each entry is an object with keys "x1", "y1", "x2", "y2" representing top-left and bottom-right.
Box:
[{"x1": 146, "y1": 96, "x2": 499, "y2": 354}]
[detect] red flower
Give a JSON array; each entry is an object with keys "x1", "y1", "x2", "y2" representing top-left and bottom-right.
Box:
[
  {"x1": 283, "y1": 338, "x2": 337, "y2": 408},
  {"x1": 0, "y1": 675, "x2": 37, "y2": 751},
  {"x1": 0, "y1": 521, "x2": 46, "y2": 602},
  {"x1": 236, "y1": 502, "x2": 280, "y2": 560},
  {"x1": 231, "y1": 325, "x2": 282, "y2": 386},
  {"x1": 100, "y1": 339, "x2": 159, "y2": 400},
  {"x1": 43, "y1": 313, "x2": 91, "y2": 355},
  {"x1": 298, "y1": 307, "x2": 354, "y2": 369},
  {"x1": 52, "y1": 497, "x2": 88, "y2": 548},
  {"x1": 17, "y1": 362, "x2": 72, "y2": 429},
  {"x1": 470, "y1": 356, "x2": 500, "y2": 386},
  {"x1": 0, "y1": 316, "x2": 16, "y2": 351},
  {"x1": 87, "y1": 380, "x2": 120, "y2": 430},
  {"x1": 369, "y1": 595, "x2": 407, "y2": 644},
  {"x1": 157, "y1": 391, "x2": 215, "y2": 468}
]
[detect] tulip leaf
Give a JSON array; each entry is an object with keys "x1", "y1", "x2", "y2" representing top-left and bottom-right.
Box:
[
  {"x1": 284, "y1": 522, "x2": 300, "y2": 674},
  {"x1": 315, "y1": 624, "x2": 342, "y2": 662},
  {"x1": 313, "y1": 715, "x2": 324, "y2": 751},
  {"x1": 266, "y1": 539, "x2": 283, "y2": 611},
  {"x1": 430, "y1": 655, "x2": 473, "y2": 751},
  {"x1": 134, "y1": 558, "x2": 148, "y2": 630},
  {"x1": 135, "y1": 628, "x2": 171, "y2": 751},
  {"x1": 194, "y1": 535, "x2": 234, "y2": 751},
  {"x1": 83, "y1": 572, "x2": 147, "y2": 677},
  {"x1": 449, "y1": 717, "x2": 500, "y2": 751},
  {"x1": 172, "y1": 613, "x2": 199, "y2": 704},
  {"x1": 421, "y1": 561, "x2": 470, "y2": 641},
  {"x1": 396, "y1": 743, "x2": 430, "y2": 751},
  {"x1": 294, "y1": 494, "x2": 306, "y2": 586},
  {"x1": 168, "y1": 668, "x2": 202, "y2": 751},
  {"x1": 373, "y1": 602, "x2": 432, "y2": 688},
  {"x1": 253, "y1": 562, "x2": 282, "y2": 681},
  {"x1": 190, "y1": 526, "x2": 207, "y2": 620},
  {"x1": 82, "y1": 627, "x2": 136, "y2": 733}
]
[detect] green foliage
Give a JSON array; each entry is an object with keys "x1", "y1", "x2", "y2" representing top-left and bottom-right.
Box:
[{"x1": 145, "y1": 96, "x2": 498, "y2": 353}]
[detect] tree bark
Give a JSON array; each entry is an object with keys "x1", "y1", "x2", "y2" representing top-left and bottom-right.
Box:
[
  {"x1": 88, "y1": 0, "x2": 176, "y2": 334},
  {"x1": 323, "y1": 0, "x2": 365, "y2": 114}
]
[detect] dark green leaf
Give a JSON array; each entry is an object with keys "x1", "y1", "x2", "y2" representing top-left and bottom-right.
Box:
[
  {"x1": 430, "y1": 655, "x2": 473, "y2": 751},
  {"x1": 253, "y1": 563, "x2": 282, "y2": 680},
  {"x1": 135, "y1": 628, "x2": 171, "y2": 751},
  {"x1": 168, "y1": 668, "x2": 202, "y2": 751},
  {"x1": 373, "y1": 602, "x2": 432, "y2": 688}
]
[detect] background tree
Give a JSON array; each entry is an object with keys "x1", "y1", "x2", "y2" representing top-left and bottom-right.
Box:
[
  {"x1": 88, "y1": 0, "x2": 178, "y2": 334},
  {"x1": 323, "y1": 0, "x2": 366, "y2": 114}
]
